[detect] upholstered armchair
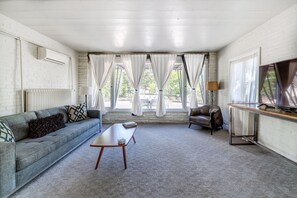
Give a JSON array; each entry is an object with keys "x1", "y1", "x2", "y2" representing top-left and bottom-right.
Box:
[{"x1": 189, "y1": 105, "x2": 223, "y2": 135}]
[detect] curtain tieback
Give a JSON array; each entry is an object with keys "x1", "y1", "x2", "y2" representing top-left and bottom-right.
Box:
[
  {"x1": 135, "y1": 89, "x2": 138, "y2": 91},
  {"x1": 98, "y1": 89, "x2": 101, "y2": 91},
  {"x1": 192, "y1": 88, "x2": 196, "y2": 90},
  {"x1": 159, "y1": 90, "x2": 163, "y2": 92}
]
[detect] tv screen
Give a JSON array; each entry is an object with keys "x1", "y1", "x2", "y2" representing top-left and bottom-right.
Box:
[{"x1": 259, "y1": 58, "x2": 297, "y2": 109}]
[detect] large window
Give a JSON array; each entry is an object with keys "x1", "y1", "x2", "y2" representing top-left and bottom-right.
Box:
[
  {"x1": 229, "y1": 50, "x2": 259, "y2": 103},
  {"x1": 99, "y1": 55, "x2": 206, "y2": 111}
]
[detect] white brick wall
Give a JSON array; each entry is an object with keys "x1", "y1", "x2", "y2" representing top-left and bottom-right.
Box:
[
  {"x1": 78, "y1": 52, "x2": 89, "y2": 103},
  {"x1": 0, "y1": 13, "x2": 79, "y2": 116},
  {"x1": 218, "y1": 4, "x2": 297, "y2": 124},
  {"x1": 217, "y1": 4, "x2": 297, "y2": 162},
  {"x1": 208, "y1": 52, "x2": 218, "y2": 105}
]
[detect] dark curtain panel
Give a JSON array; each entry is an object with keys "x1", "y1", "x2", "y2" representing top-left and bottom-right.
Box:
[
  {"x1": 259, "y1": 66, "x2": 269, "y2": 93},
  {"x1": 275, "y1": 60, "x2": 297, "y2": 105}
]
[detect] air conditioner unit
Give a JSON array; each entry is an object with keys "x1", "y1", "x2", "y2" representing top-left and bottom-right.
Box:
[{"x1": 37, "y1": 47, "x2": 68, "y2": 65}]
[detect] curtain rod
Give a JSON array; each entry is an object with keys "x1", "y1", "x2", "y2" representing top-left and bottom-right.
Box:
[{"x1": 87, "y1": 52, "x2": 209, "y2": 57}]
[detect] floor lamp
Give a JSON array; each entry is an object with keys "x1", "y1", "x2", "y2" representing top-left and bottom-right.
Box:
[
  {"x1": 207, "y1": 81, "x2": 219, "y2": 105},
  {"x1": 79, "y1": 86, "x2": 91, "y2": 109}
]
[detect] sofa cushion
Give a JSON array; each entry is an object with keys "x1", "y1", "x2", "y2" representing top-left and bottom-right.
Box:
[
  {"x1": 35, "y1": 107, "x2": 68, "y2": 123},
  {"x1": 0, "y1": 112, "x2": 37, "y2": 141},
  {"x1": 64, "y1": 118, "x2": 99, "y2": 140},
  {"x1": 66, "y1": 104, "x2": 87, "y2": 123},
  {"x1": 16, "y1": 131, "x2": 69, "y2": 171},
  {"x1": 0, "y1": 120, "x2": 15, "y2": 142},
  {"x1": 28, "y1": 113, "x2": 66, "y2": 139}
]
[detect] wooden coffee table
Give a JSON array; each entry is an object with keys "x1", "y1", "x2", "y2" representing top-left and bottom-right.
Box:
[{"x1": 90, "y1": 123, "x2": 136, "y2": 170}]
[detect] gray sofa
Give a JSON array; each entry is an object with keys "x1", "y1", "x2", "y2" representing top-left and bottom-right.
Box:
[{"x1": 0, "y1": 106, "x2": 102, "y2": 198}]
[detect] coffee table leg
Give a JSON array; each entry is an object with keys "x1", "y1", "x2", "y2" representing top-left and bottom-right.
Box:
[
  {"x1": 95, "y1": 147, "x2": 104, "y2": 170},
  {"x1": 132, "y1": 135, "x2": 136, "y2": 144},
  {"x1": 122, "y1": 146, "x2": 127, "y2": 169}
]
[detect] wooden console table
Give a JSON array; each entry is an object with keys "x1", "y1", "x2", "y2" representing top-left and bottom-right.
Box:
[{"x1": 228, "y1": 103, "x2": 297, "y2": 145}]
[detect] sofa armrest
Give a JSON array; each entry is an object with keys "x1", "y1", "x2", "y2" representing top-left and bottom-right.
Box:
[
  {"x1": 0, "y1": 142, "x2": 16, "y2": 198},
  {"x1": 87, "y1": 110, "x2": 102, "y2": 131}
]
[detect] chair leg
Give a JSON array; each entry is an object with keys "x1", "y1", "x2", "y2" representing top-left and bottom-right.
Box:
[
  {"x1": 188, "y1": 123, "x2": 192, "y2": 128},
  {"x1": 211, "y1": 129, "x2": 213, "y2": 135}
]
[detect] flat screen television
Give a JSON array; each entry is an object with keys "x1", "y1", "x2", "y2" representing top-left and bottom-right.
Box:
[{"x1": 259, "y1": 58, "x2": 297, "y2": 110}]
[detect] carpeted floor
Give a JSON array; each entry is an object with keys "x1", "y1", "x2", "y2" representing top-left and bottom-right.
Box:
[{"x1": 10, "y1": 124, "x2": 297, "y2": 198}]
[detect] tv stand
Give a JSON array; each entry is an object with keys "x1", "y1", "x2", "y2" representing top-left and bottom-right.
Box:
[{"x1": 228, "y1": 103, "x2": 297, "y2": 145}]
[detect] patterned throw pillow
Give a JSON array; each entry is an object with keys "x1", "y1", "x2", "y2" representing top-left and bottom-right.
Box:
[
  {"x1": 0, "y1": 120, "x2": 15, "y2": 142},
  {"x1": 66, "y1": 103, "x2": 88, "y2": 123},
  {"x1": 28, "y1": 113, "x2": 66, "y2": 139}
]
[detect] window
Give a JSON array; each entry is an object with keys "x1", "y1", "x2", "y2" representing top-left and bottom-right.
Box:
[
  {"x1": 229, "y1": 50, "x2": 259, "y2": 103},
  {"x1": 98, "y1": 55, "x2": 207, "y2": 112},
  {"x1": 139, "y1": 64, "x2": 157, "y2": 109},
  {"x1": 114, "y1": 64, "x2": 133, "y2": 109},
  {"x1": 101, "y1": 73, "x2": 111, "y2": 108}
]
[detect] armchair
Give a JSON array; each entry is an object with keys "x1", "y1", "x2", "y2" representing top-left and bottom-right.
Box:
[{"x1": 189, "y1": 105, "x2": 223, "y2": 135}]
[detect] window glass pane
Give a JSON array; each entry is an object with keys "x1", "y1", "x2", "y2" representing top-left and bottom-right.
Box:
[
  {"x1": 164, "y1": 64, "x2": 183, "y2": 109},
  {"x1": 115, "y1": 65, "x2": 133, "y2": 109},
  {"x1": 102, "y1": 74, "x2": 111, "y2": 108},
  {"x1": 139, "y1": 64, "x2": 157, "y2": 109},
  {"x1": 230, "y1": 54, "x2": 258, "y2": 103}
]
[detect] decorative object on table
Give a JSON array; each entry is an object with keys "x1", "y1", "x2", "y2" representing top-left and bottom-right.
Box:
[
  {"x1": 0, "y1": 120, "x2": 15, "y2": 142},
  {"x1": 258, "y1": 103, "x2": 268, "y2": 110},
  {"x1": 79, "y1": 86, "x2": 92, "y2": 109},
  {"x1": 207, "y1": 81, "x2": 219, "y2": 105},
  {"x1": 122, "y1": 121, "x2": 137, "y2": 128},
  {"x1": 118, "y1": 138, "x2": 126, "y2": 145}
]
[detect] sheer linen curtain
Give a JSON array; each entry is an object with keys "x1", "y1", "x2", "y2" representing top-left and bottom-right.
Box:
[
  {"x1": 150, "y1": 54, "x2": 177, "y2": 117},
  {"x1": 229, "y1": 49, "x2": 260, "y2": 135},
  {"x1": 184, "y1": 54, "x2": 205, "y2": 109},
  {"x1": 122, "y1": 54, "x2": 147, "y2": 116},
  {"x1": 89, "y1": 54, "x2": 115, "y2": 114}
]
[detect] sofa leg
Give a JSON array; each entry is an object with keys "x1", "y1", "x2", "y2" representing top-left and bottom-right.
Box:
[{"x1": 188, "y1": 123, "x2": 192, "y2": 128}]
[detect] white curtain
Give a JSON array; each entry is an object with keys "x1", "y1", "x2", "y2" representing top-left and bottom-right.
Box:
[
  {"x1": 150, "y1": 54, "x2": 177, "y2": 117},
  {"x1": 89, "y1": 54, "x2": 115, "y2": 114},
  {"x1": 122, "y1": 54, "x2": 147, "y2": 116},
  {"x1": 229, "y1": 51, "x2": 259, "y2": 135},
  {"x1": 184, "y1": 54, "x2": 205, "y2": 108}
]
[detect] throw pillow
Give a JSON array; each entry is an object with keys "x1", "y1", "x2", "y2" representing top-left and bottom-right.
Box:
[
  {"x1": 0, "y1": 120, "x2": 15, "y2": 142},
  {"x1": 66, "y1": 103, "x2": 88, "y2": 123},
  {"x1": 28, "y1": 113, "x2": 65, "y2": 139}
]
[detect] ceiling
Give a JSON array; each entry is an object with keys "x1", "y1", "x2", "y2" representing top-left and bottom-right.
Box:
[{"x1": 0, "y1": 0, "x2": 296, "y2": 52}]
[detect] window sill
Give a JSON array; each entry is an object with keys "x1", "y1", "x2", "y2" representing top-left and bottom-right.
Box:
[{"x1": 107, "y1": 109, "x2": 188, "y2": 113}]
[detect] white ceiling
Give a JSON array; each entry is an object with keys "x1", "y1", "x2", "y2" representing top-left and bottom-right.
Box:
[{"x1": 0, "y1": 0, "x2": 296, "y2": 52}]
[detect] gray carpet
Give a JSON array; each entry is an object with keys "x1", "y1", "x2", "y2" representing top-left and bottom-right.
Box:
[{"x1": 10, "y1": 124, "x2": 297, "y2": 198}]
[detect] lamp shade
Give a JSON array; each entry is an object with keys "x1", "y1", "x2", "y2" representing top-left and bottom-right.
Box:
[
  {"x1": 79, "y1": 86, "x2": 92, "y2": 95},
  {"x1": 207, "y1": 81, "x2": 219, "y2": 91}
]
